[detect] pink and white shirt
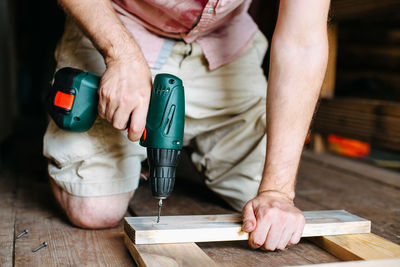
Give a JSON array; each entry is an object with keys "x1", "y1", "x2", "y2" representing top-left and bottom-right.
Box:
[{"x1": 112, "y1": 0, "x2": 258, "y2": 70}]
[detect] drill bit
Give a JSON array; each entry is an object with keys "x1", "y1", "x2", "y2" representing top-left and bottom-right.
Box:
[{"x1": 157, "y1": 199, "x2": 163, "y2": 223}]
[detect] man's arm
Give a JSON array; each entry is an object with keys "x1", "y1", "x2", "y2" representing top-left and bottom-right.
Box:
[
  {"x1": 58, "y1": 0, "x2": 152, "y2": 140},
  {"x1": 242, "y1": 0, "x2": 330, "y2": 250}
]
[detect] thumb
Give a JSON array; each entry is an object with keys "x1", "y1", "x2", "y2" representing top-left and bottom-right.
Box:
[{"x1": 242, "y1": 202, "x2": 256, "y2": 232}]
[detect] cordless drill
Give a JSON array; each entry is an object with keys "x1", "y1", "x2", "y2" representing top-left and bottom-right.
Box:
[{"x1": 48, "y1": 67, "x2": 185, "y2": 222}]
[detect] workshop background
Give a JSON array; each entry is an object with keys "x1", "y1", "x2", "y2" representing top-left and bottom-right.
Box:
[
  {"x1": 1, "y1": 0, "x2": 400, "y2": 171},
  {"x1": 0, "y1": 0, "x2": 400, "y2": 266}
]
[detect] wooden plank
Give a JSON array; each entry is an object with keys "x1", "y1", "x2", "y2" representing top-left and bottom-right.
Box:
[
  {"x1": 310, "y1": 233, "x2": 400, "y2": 260},
  {"x1": 290, "y1": 258, "x2": 400, "y2": 267},
  {"x1": 0, "y1": 172, "x2": 17, "y2": 267},
  {"x1": 124, "y1": 210, "x2": 370, "y2": 245},
  {"x1": 124, "y1": 233, "x2": 217, "y2": 267},
  {"x1": 302, "y1": 150, "x2": 400, "y2": 189}
]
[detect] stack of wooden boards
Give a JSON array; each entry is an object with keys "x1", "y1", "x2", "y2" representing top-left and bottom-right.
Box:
[
  {"x1": 123, "y1": 210, "x2": 400, "y2": 267},
  {"x1": 313, "y1": 98, "x2": 400, "y2": 150}
]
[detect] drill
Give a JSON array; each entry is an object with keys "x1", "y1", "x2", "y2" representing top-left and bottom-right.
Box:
[{"x1": 48, "y1": 67, "x2": 185, "y2": 222}]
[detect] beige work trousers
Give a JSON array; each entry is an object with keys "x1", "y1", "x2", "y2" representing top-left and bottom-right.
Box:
[{"x1": 43, "y1": 18, "x2": 268, "y2": 211}]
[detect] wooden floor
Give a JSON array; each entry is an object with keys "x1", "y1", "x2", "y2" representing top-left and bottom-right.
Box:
[{"x1": 1, "y1": 149, "x2": 399, "y2": 266}]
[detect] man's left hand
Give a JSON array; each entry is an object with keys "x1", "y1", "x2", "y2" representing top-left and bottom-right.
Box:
[{"x1": 242, "y1": 191, "x2": 305, "y2": 250}]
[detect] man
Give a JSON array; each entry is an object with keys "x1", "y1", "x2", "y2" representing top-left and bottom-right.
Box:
[{"x1": 43, "y1": 0, "x2": 330, "y2": 251}]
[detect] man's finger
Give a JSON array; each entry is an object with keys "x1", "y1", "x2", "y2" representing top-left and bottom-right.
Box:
[
  {"x1": 289, "y1": 221, "x2": 304, "y2": 245},
  {"x1": 105, "y1": 95, "x2": 119, "y2": 123},
  {"x1": 276, "y1": 227, "x2": 293, "y2": 250},
  {"x1": 242, "y1": 202, "x2": 256, "y2": 232},
  {"x1": 128, "y1": 104, "x2": 148, "y2": 141},
  {"x1": 112, "y1": 106, "x2": 130, "y2": 130},
  {"x1": 98, "y1": 91, "x2": 107, "y2": 119},
  {"x1": 264, "y1": 222, "x2": 284, "y2": 251},
  {"x1": 248, "y1": 208, "x2": 272, "y2": 249},
  {"x1": 249, "y1": 221, "x2": 270, "y2": 249}
]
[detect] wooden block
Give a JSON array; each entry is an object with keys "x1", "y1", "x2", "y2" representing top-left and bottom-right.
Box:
[
  {"x1": 289, "y1": 258, "x2": 400, "y2": 267},
  {"x1": 124, "y1": 210, "x2": 371, "y2": 245},
  {"x1": 309, "y1": 233, "x2": 400, "y2": 261},
  {"x1": 124, "y1": 233, "x2": 217, "y2": 267}
]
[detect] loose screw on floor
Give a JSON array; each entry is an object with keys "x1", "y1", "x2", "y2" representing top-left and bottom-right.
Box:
[
  {"x1": 16, "y1": 229, "x2": 29, "y2": 239},
  {"x1": 32, "y1": 242, "x2": 48, "y2": 253}
]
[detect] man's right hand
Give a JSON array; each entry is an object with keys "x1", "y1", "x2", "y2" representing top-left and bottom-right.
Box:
[
  {"x1": 98, "y1": 55, "x2": 152, "y2": 141},
  {"x1": 58, "y1": 0, "x2": 152, "y2": 141}
]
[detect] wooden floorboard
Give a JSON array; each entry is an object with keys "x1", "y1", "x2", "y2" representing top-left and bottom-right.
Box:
[
  {"x1": 12, "y1": 174, "x2": 134, "y2": 267},
  {"x1": 302, "y1": 150, "x2": 400, "y2": 189},
  {"x1": 292, "y1": 258, "x2": 400, "y2": 267},
  {"x1": 3, "y1": 146, "x2": 398, "y2": 266},
  {"x1": 297, "y1": 154, "x2": 400, "y2": 244},
  {"x1": 0, "y1": 171, "x2": 17, "y2": 267}
]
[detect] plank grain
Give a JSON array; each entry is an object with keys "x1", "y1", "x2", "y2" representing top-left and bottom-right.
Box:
[
  {"x1": 302, "y1": 150, "x2": 400, "y2": 189},
  {"x1": 290, "y1": 258, "x2": 400, "y2": 267},
  {"x1": 124, "y1": 234, "x2": 217, "y2": 267},
  {"x1": 124, "y1": 210, "x2": 370, "y2": 245},
  {"x1": 310, "y1": 233, "x2": 400, "y2": 260}
]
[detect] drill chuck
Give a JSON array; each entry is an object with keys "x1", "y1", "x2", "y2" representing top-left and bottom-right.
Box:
[{"x1": 147, "y1": 148, "x2": 181, "y2": 198}]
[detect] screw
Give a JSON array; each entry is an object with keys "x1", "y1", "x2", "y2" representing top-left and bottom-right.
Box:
[
  {"x1": 16, "y1": 229, "x2": 29, "y2": 239},
  {"x1": 32, "y1": 242, "x2": 48, "y2": 253}
]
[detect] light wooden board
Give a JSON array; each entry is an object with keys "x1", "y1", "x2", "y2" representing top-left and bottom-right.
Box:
[
  {"x1": 124, "y1": 233, "x2": 217, "y2": 267},
  {"x1": 310, "y1": 233, "x2": 400, "y2": 261},
  {"x1": 289, "y1": 258, "x2": 400, "y2": 267},
  {"x1": 125, "y1": 210, "x2": 370, "y2": 245}
]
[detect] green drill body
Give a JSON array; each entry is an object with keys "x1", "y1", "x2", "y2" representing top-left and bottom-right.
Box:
[{"x1": 48, "y1": 67, "x2": 185, "y2": 210}]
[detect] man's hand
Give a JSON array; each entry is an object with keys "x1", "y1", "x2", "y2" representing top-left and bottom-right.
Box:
[
  {"x1": 242, "y1": 191, "x2": 305, "y2": 251},
  {"x1": 58, "y1": 0, "x2": 152, "y2": 141},
  {"x1": 98, "y1": 56, "x2": 152, "y2": 141}
]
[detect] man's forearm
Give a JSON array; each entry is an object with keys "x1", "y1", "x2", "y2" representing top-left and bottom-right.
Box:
[
  {"x1": 259, "y1": 0, "x2": 330, "y2": 200},
  {"x1": 58, "y1": 0, "x2": 142, "y2": 63}
]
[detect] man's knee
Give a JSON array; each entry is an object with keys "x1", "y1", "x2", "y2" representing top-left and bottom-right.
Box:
[
  {"x1": 66, "y1": 195, "x2": 132, "y2": 229},
  {"x1": 50, "y1": 180, "x2": 133, "y2": 229}
]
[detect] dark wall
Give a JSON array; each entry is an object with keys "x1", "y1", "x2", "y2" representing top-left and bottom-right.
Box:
[
  {"x1": 13, "y1": 0, "x2": 65, "y2": 114},
  {"x1": 0, "y1": 0, "x2": 65, "y2": 169}
]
